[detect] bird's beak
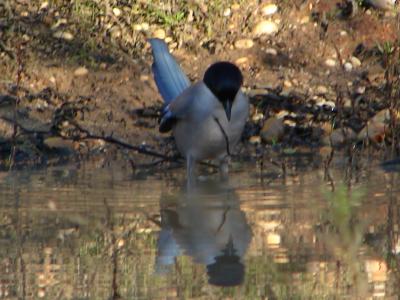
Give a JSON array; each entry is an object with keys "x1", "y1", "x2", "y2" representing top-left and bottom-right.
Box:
[{"x1": 223, "y1": 100, "x2": 232, "y2": 121}]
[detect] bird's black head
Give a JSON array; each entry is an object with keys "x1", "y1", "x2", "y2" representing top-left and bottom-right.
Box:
[{"x1": 203, "y1": 62, "x2": 243, "y2": 121}]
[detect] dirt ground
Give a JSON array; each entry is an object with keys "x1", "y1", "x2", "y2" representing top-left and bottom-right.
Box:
[{"x1": 0, "y1": 0, "x2": 399, "y2": 170}]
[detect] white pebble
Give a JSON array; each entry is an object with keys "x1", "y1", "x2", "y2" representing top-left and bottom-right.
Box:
[
  {"x1": 223, "y1": 8, "x2": 231, "y2": 17},
  {"x1": 153, "y1": 28, "x2": 166, "y2": 39},
  {"x1": 234, "y1": 38, "x2": 254, "y2": 49},
  {"x1": 265, "y1": 48, "x2": 278, "y2": 56},
  {"x1": 261, "y1": 4, "x2": 278, "y2": 16},
  {"x1": 350, "y1": 56, "x2": 361, "y2": 67},
  {"x1": 53, "y1": 31, "x2": 74, "y2": 41},
  {"x1": 325, "y1": 58, "x2": 336, "y2": 67},
  {"x1": 253, "y1": 20, "x2": 279, "y2": 36},
  {"x1": 344, "y1": 62, "x2": 353, "y2": 72},
  {"x1": 112, "y1": 7, "x2": 122, "y2": 17},
  {"x1": 74, "y1": 67, "x2": 88, "y2": 77}
]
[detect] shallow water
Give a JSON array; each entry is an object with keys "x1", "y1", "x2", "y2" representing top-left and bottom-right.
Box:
[{"x1": 0, "y1": 161, "x2": 399, "y2": 299}]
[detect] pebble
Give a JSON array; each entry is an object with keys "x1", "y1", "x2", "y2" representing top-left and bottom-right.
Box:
[
  {"x1": 367, "y1": 0, "x2": 396, "y2": 10},
  {"x1": 231, "y1": 3, "x2": 240, "y2": 11},
  {"x1": 40, "y1": 2, "x2": 49, "y2": 10},
  {"x1": 235, "y1": 57, "x2": 249, "y2": 65},
  {"x1": 249, "y1": 136, "x2": 261, "y2": 145},
  {"x1": 316, "y1": 85, "x2": 328, "y2": 95},
  {"x1": 355, "y1": 86, "x2": 366, "y2": 94},
  {"x1": 253, "y1": 20, "x2": 279, "y2": 36},
  {"x1": 283, "y1": 80, "x2": 292, "y2": 88},
  {"x1": 261, "y1": 4, "x2": 278, "y2": 16},
  {"x1": 153, "y1": 28, "x2": 166, "y2": 39},
  {"x1": 109, "y1": 26, "x2": 121, "y2": 38},
  {"x1": 44, "y1": 137, "x2": 76, "y2": 152},
  {"x1": 223, "y1": 8, "x2": 231, "y2": 17},
  {"x1": 133, "y1": 24, "x2": 142, "y2": 31},
  {"x1": 140, "y1": 75, "x2": 149, "y2": 81},
  {"x1": 300, "y1": 16, "x2": 310, "y2": 24},
  {"x1": 53, "y1": 31, "x2": 74, "y2": 41},
  {"x1": 234, "y1": 38, "x2": 254, "y2": 49},
  {"x1": 0, "y1": 119, "x2": 14, "y2": 140},
  {"x1": 265, "y1": 48, "x2": 278, "y2": 56},
  {"x1": 344, "y1": 62, "x2": 353, "y2": 72},
  {"x1": 325, "y1": 58, "x2": 336, "y2": 67},
  {"x1": 112, "y1": 7, "x2": 122, "y2": 17},
  {"x1": 260, "y1": 117, "x2": 285, "y2": 143},
  {"x1": 350, "y1": 56, "x2": 361, "y2": 67},
  {"x1": 141, "y1": 23, "x2": 149, "y2": 31},
  {"x1": 74, "y1": 67, "x2": 89, "y2": 77},
  {"x1": 252, "y1": 113, "x2": 264, "y2": 122}
]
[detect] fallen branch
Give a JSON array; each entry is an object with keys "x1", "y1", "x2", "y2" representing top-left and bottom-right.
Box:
[{"x1": 69, "y1": 120, "x2": 180, "y2": 162}]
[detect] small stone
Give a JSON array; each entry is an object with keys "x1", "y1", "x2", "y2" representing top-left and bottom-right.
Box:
[
  {"x1": 340, "y1": 30, "x2": 348, "y2": 36},
  {"x1": 344, "y1": 62, "x2": 353, "y2": 72},
  {"x1": 235, "y1": 57, "x2": 249, "y2": 65},
  {"x1": 133, "y1": 24, "x2": 142, "y2": 31},
  {"x1": 153, "y1": 28, "x2": 166, "y2": 39},
  {"x1": 300, "y1": 16, "x2": 310, "y2": 24},
  {"x1": 367, "y1": 0, "x2": 396, "y2": 10},
  {"x1": 0, "y1": 119, "x2": 14, "y2": 140},
  {"x1": 283, "y1": 80, "x2": 292, "y2": 88},
  {"x1": 74, "y1": 67, "x2": 88, "y2": 77},
  {"x1": 110, "y1": 26, "x2": 121, "y2": 38},
  {"x1": 283, "y1": 119, "x2": 296, "y2": 127},
  {"x1": 249, "y1": 136, "x2": 261, "y2": 145},
  {"x1": 253, "y1": 20, "x2": 279, "y2": 36},
  {"x1": 231, "y1": 3, "x2": 240, "y2": 11},
  {"x1": 261, "y1": 4, "x2": 278, "y2": 16},
  {"x1": 267, "y1": 233, "x2": 281, "y2": 246},
  {"x1": 316, "y1": 85, "x2": 328, "y2": 94},
  {"x1": 325, "y1": 58, "x2": 336, "y2": 67},
  {"x1": 260, "y1": 117, "x2": 285, "y2": 143},
  {"x1": 344, "y1": 99, "x2": 352, "y2": 108},
  {"x1": 44, "y1": 137, "x2": 76, "y2": 153},
  {"x1": 355, "y1": 86, "x2": 366, "y2": 94},
  {"x1": 350, "y1": 56, "x2": 361, "y2": 67},
  {"x1": 252, "y1": 113, "x2": 264, "y2": 122},
  {"x1": 140, "y1": 74, "x2": 149, "y2": 81},
  {"x1": 40, "y1": 2, "x2": 49, "y2": 10},
  {"x1": 112, "y1": 7, "x2": 122, "y2": 17},
  {"x1": 53, "y1": 31, "x2": 74, "y2": 41},
  {"x1": 234, "y1": 38, "x2": 254, "y2": 49},
  {"x1": 223, "y1": 8, "x2": 231, "y2": 17},
  {"x1": 265, "y1": 48, "x2": 278, "y2": 55},
  {"x1": 141, "y1": 23, "x2": 149, "y2": 31}
]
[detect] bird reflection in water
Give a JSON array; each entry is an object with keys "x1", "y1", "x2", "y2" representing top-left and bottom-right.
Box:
[{"x1": 156, "y1": 181, "x2": 252, "y2": 287}]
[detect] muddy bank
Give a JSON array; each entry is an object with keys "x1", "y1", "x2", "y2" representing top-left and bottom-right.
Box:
[{"x1": 0, "y1": 0, "x2": 399, "y2": 170}]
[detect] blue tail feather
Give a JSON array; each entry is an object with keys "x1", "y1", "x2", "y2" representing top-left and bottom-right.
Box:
[{"x1": 149, "y1": 38, "x2": 190, "y2": 104}]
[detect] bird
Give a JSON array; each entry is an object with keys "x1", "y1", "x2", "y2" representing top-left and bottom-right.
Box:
[
  {"x1": 155, "y1": 180, "x2": 252, "y2": 286},
  {"x1": 149, "y1": 38, "x2": 249, "y2": 183}
]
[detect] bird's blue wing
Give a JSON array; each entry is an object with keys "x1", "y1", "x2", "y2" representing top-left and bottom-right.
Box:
[{"x1": 149, "y1": 38, "x2": 190, "y2": 105}]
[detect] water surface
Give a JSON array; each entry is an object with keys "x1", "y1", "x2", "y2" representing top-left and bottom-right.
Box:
[{"x1": 0, "y1": 161, "x2": 399, "y2": 299}]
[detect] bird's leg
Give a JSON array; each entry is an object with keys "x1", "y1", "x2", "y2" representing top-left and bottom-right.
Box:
[
  {"x1": 219, "y1": 155, "x2": 230, "y2": 181},
  {"x1": 186, "y1": 155, "x2": 196, "y2": 189}
]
